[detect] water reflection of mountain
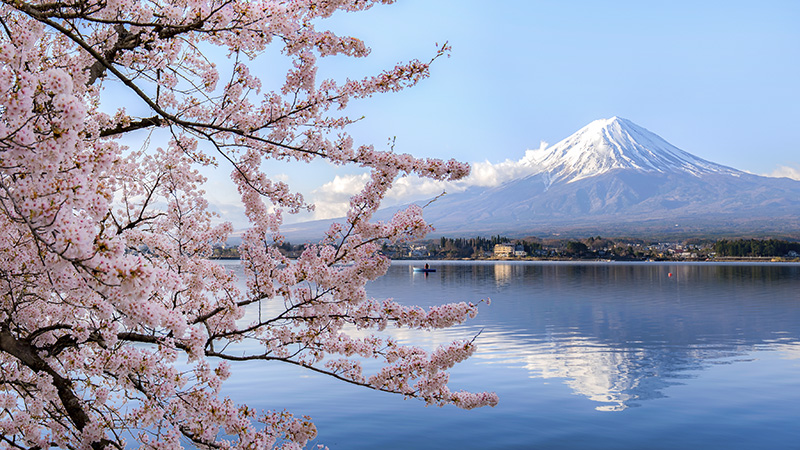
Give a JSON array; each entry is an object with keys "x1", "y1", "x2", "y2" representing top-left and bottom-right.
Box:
[
  {"x1": 375, "y1": 262, "x2": 800, "y2": 411},
  {"x1": 472, "y1": 328, "x2": 774, "y2": 412}
]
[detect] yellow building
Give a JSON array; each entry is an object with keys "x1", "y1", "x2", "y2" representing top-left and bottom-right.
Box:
[{"x1": 493, "y1": 243, "x2": 515, "y2": 257}]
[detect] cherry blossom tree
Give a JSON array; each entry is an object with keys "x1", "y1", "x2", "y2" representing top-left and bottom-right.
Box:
[{"x1": 0, "y1": 0, "x2": 497, "y2": 448}]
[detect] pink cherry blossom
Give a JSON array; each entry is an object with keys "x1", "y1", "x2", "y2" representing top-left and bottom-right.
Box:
[{"x1": 0, "y1": 1, "x2": 496, "y2": 448}]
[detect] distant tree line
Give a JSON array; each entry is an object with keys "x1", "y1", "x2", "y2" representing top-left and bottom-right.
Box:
[
  {"x1": 212, "y1": 237, "x2": 800, "y2": 260},
  {"x1": 713, "y1": 239, "x2": 800, "y2": 257},
  {"x1": 212, "y1": 242, "x2": 306, "y2": 259}
]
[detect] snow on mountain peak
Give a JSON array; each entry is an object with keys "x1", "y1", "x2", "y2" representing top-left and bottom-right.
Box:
[{"x1": 527, "y1": 117, "x2": 739, "y2": 184}]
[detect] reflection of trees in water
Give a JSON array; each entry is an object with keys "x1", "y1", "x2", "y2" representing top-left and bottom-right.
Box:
[{"x1": 373, "y1": 262, "x2": 800, "y2": 411}]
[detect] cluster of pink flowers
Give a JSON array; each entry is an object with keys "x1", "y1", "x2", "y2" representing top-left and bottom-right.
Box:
[{"x1": 0, "y1": 0, "x2": 496, "y2": 448}]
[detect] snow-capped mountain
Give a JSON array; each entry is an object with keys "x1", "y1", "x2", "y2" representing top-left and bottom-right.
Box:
[
  {"x1": 527, "y1": 117, "x2": 740, "y2": 186},
  {"x1": 285, "y1": 118, "x2": 800, "y2": 239}
]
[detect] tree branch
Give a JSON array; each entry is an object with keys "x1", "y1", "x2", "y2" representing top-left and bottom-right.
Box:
[
  {"x1": 98, "y1": 116, "x2": 164, "y2": 137},
  {"x1": 0, "y1": 326, "x2": 121, "y2": 449}
]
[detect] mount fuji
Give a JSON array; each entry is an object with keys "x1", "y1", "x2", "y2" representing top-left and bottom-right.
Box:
[
  {"x1": 522, "y1": 117, "x2": 740, "y2": 185},
  {"x1": 287, "y1": 117, "x2": 800, "y2": 239}
]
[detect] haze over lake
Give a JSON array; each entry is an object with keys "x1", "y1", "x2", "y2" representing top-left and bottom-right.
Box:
[{"x1": 220, "y1": 260, "x2": 800, "y2": 449}]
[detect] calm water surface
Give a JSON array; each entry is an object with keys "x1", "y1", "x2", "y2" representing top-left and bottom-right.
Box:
[{"x1": 222, "y1": 261, "x2": 800, "y2": 449}]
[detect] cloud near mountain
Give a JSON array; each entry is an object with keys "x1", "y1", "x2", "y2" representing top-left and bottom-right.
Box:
[
  {"x1": 306, "y1": 142, "x2": 551, "y2": 220},
  {"x1": 767, "y1": 164, "x2": 800, "y2": 181}
]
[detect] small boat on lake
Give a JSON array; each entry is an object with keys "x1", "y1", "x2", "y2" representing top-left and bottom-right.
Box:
[{"x1": 413, "y1": 266, "x2": 436, "y2": 273}]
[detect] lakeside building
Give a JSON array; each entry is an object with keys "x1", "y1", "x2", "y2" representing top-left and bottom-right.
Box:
[
  {"x1": 407, "y1": 244, "x2": 429, "y2": 258},
  {"x1": 493, "y1": 244, "x2": 515, "y2": 258}
]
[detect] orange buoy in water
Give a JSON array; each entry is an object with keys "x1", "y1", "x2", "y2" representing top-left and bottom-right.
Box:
[{"x1": 668, "y1": 272, "x2": 673, "y2": 277}]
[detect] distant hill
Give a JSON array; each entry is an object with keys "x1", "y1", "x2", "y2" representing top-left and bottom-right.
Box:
[{"x1": 284, "y1": 117, "x2": 800, "y2": 240}]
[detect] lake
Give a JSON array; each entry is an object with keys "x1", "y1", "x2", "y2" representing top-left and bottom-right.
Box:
[{"x1": 220, "y1": 260, "x2": 800, "y2": 449}]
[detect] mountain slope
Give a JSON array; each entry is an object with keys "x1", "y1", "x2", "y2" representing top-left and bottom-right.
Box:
[
  {"x1": 526, "y1": 117, "x2": 740, "y2": 185},
  {"x1": 285, "y1": 117, "x2": 800, "y2": 239},
  {"x1": 418, "y1": 170, "x2": 800, "y2": 237}
]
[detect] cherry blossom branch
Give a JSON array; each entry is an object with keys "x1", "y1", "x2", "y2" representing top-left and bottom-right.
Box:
[
  {"x1": 0, "y1": 326, "x2": 120, "y2": 450},
  {"x1": 97, "y1": 116, "x2": 163, "y2": 138},
  {"x1": 0, "y1": 2, "x2": 491, "y2": 447}
]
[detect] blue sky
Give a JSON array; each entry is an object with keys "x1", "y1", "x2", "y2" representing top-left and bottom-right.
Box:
[{"x1": 204, "y1": 0, "x2": 800, "y2": 224}]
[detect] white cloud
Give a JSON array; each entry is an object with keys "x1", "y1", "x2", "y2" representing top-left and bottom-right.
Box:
[
  {"x1": 385, "y1": 175, "x2": 454, "y2": 201},
  {"x1": 305, "y1": 172, "x2": 449, "y2": 221},
  {"x1": 309, "y1": 173, "x2": 371, "y2": 220},
  {"x1": 765, "y1": 164, "x2": 800, "y2": 181},
  {"x1": 385, "y1": 141, "x2": 549, "y2": 198},
  {"x1": 205, "y1": 144, "x2": 552, "y2": 225},
  {"x1": 465, "y1": 141, "x2": 548, "y2": 187},
  {"x1": 272, "y1": 173, "x2": 290, "y2": 183},
  {"x1": 304, "y1": 142, "x2": 550, "y2": 220}
]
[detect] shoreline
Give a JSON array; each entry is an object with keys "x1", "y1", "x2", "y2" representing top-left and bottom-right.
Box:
[{"x1": 211, "y1": 256, "x2": 800, "y2": 263}]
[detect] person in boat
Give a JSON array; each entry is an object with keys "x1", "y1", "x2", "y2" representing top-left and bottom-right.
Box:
[{"x1": 424, "y1": 263, "x2": 429, "y2": 270}]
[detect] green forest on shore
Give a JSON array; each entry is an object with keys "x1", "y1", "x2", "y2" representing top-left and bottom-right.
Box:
[{"x1": 212, "y1": 237, "x2": 800, "y2": 262}]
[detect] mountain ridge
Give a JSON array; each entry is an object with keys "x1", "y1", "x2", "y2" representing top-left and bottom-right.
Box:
[
  {"x1": 524, "y1": 117, "x2": 741, "y2": 185},
  {"x1": 283, "y1": 118, "x2": 800, "y2": 240}
]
